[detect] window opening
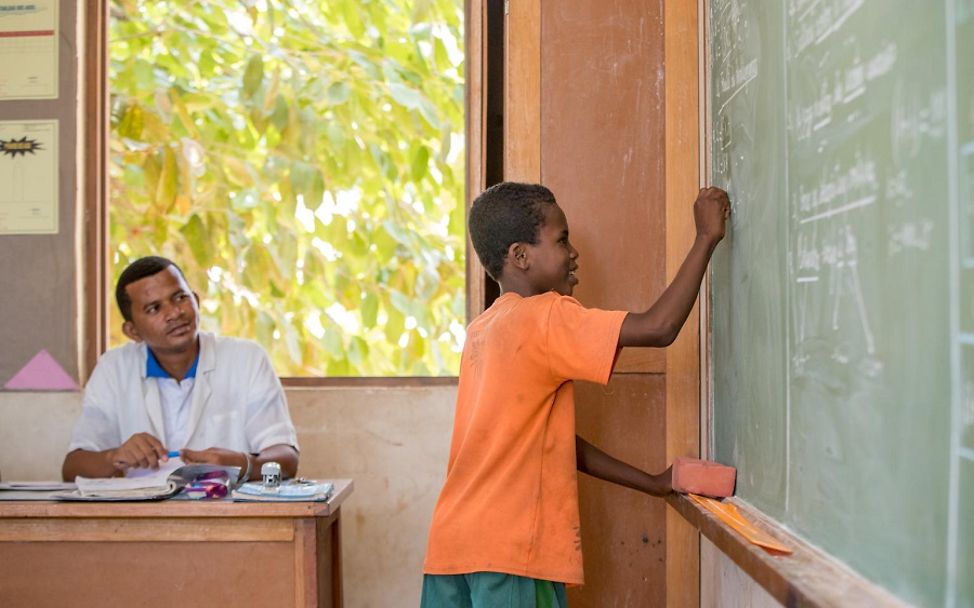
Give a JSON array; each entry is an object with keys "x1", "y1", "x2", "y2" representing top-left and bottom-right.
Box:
[{"x1": 107, "y1": 0, "x2": 466, "y2": 376}]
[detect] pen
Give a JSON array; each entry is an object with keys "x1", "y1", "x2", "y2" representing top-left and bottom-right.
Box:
[{"x1": 167, "y1": 450, "x2": 181, "y2": 458}]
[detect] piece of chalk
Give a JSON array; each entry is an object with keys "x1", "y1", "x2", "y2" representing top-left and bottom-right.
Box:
[{"x1": 671, "y1": 457, "x2": 736, "y2": 498}]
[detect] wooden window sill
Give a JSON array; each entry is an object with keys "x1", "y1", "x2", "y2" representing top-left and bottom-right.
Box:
[{"x1": 281, "y1": 376, "x2": 458, "y2": 388}]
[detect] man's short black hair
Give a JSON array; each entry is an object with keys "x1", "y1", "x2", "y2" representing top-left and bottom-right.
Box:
[
  {"x1": 115, "y1": 256, "x2": 188, "y2": 322},
  {"x1": 468, "y1": 182, "x2": 557, "y2": 280}
]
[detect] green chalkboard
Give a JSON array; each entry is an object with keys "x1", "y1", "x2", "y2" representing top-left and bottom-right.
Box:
[{"x1": 710, "y1": 1, "x2": 974, "y2": 606}]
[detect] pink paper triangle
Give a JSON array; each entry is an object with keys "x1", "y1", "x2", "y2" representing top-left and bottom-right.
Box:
[{"x1": 5, "y1": 349, "x2": 79, "y2": 390}]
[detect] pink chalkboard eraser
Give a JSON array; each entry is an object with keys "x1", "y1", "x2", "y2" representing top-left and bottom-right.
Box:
[{"x1": 671, "y1": 457, "x2": 736, "y2": 498}]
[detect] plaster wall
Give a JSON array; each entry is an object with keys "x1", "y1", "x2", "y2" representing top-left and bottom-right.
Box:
[
  {"x1": 0, "y1": 384, "x2": 456, "y2": 608},
  {"x1": 701, "y1": 536, "x2": 781, "y2": 608}
]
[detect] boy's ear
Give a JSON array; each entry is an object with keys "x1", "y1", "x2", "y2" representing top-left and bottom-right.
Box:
[{"x1": 508, "y1": 242, "x2": 530, "y2": 270}]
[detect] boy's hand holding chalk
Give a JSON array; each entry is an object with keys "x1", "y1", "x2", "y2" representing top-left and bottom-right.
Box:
[{"x1": 670, "y1": 457, "x2": 736, "y2": 498}]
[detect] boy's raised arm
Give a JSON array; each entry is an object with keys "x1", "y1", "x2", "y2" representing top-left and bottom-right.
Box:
[{"x1": 618, "y1": 187, "x2": 730, "y2": 348}]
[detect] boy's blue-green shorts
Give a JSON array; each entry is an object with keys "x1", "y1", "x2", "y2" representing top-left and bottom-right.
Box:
[{"x1": 420, "y1": 572, "x2": 567, "y2": 608}]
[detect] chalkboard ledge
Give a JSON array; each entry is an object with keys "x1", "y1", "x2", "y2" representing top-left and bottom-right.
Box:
[{"x1": 666, "y1": 494, "x2": 908, "y2": 607}]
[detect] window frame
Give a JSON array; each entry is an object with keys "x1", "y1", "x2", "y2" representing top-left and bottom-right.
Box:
[{"x1": 83, "y1": 0, "x2": 490, "y2": 386}]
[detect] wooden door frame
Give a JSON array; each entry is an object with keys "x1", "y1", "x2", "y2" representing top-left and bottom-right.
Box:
[
  {"x1": 503, "y1": 1, "x2": 704, "y2": 604},
  {"x1": 82, "y1": 0, "x2": 110, "y2": 382},
  {"x1": 466, "y1": 0, "x2": 488, "y2": 320},
  {"x1": 664, "y1": 2, "x2": 705, "y2": 606}
]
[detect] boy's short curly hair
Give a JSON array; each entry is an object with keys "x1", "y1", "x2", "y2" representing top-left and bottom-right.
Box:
[{"x1": 468, "y1": 182, "x2": 557, "y2": 281}]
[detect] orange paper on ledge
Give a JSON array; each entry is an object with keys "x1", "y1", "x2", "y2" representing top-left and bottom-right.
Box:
[{"x1": 688, "y1": 494, "x2": 793, "y2": 555}]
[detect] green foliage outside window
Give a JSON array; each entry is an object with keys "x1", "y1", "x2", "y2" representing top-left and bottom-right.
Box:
[{"x1": 109, "y1": 0, "x2": 465, "y2": 376}]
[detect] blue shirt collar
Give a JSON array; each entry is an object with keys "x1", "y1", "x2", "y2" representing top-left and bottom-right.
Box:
[{"x1": 146, "y1": 348, "x2": 199, "y2": 379}]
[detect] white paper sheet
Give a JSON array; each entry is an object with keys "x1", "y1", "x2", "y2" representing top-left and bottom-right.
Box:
[
  {"x1": 0, "y1": 1, "x2": 58, "y2": 100},
  {"x1": 0, "y1": 119, "x2": 58, "y2": 234}
]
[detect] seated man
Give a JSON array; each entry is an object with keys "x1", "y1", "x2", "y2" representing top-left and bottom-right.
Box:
[{"x1": 62, "y1": 256, "x2": 299, "y2": 481}]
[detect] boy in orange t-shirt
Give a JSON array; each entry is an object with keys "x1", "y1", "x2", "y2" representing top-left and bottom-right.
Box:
[{"x1": 422, "y1": 182, "x2": 730, "y2": 607}]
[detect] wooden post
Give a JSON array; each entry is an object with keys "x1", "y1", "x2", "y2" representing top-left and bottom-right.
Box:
[
  {"x1": 465, "y1": 0, "x2": 489, "y2": 321},
  {"x1": 83, "y1": 0, "x2": 109, "y2": 381},
  {"x1": 664, "y1": 1, "x2": 703, "y2": 606},
  {"x1": 504, "y1": 0, "x2": 541, "y2": 182}
]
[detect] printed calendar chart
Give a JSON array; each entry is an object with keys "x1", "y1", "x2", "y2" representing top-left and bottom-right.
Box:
[
  {"x1": 0, "y1": 120, "x2": 58, "y2": 234},
  {"x1": 0, "y1": 1, "x2": 57, "y2": 100}
]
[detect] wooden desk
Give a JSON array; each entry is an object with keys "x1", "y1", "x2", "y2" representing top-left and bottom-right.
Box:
[{"x1": 0, "y1": 479, "x2": 353, "y2": 608}]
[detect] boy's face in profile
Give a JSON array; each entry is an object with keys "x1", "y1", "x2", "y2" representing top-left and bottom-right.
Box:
[{"x1": 524, "y1": 204, "x2": 579, "y2": 296}]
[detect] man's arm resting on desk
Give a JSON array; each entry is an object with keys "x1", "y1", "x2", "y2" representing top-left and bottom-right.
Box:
[
  {"x1": 63, "y1": 449, "x2": 118, "y2": 481},
  {"x1": 181, "y1": 444, "x2": 299, "y2": 481},
  {"x1": 62, "y1": 432, "x2": 169, "y2": 480},
  {"x1": 64, "y1": 441, "x2": 299, "y2": 481}
]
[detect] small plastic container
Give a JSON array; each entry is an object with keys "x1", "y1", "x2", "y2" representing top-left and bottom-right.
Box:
[{"x1": 261, "y1": 461, "x2": 282, "y2": 492}]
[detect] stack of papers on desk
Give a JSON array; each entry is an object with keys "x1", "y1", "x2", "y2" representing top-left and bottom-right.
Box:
[
  {"x1": 64, "y1": 460, "x2": 184, "y2": 500},
  {"x1": 0, "y1": 481, "x2": 77, "y2": 500},
  {"x1": 232, "y1": 480, "x2": 334, "y2": 502},
  {"x1": 0, "y1": 481, "x2": 76, "y2": 491},
  {"x1": 72, "y1": 474, "x2": 180, "y2": 500},
  {"x1": 56, "y1": 461, "x2": 239, "y2": 501}
]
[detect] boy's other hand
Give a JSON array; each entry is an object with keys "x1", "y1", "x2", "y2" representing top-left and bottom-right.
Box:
[
  {"x1": 648, "y1": 465, "x2": 674, "y2": 497},
  {"x1": 693, "y1": 186, "x2": 731, "y2": 244}
]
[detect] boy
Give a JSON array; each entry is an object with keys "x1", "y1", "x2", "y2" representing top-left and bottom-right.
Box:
[{"x1": 421, "y1": 182, "x2": 730, "y2": 607}]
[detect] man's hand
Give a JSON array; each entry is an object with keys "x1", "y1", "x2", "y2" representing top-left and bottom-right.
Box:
[
  {"x1": 181, "y1": 444, "x2": 299, "y2": 482},
  {"x1": 181, "y1": 447, "x2": 248, "y2": 469},
  {"x1": 694, "y1": 186, "x2": 731, "y2": 243},
  {"x1": 108, "y1": 432, "x2": 168, "y2": 472}
]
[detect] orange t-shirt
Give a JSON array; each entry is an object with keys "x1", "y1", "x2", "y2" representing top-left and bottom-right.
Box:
[{"x1": 423, "y1": 291, "x2": 628, "y2": 585}]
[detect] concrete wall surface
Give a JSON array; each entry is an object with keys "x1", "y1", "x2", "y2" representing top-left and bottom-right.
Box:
[{"x1": 0, "y1": 384, "x2": 457, "y2": 608}]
